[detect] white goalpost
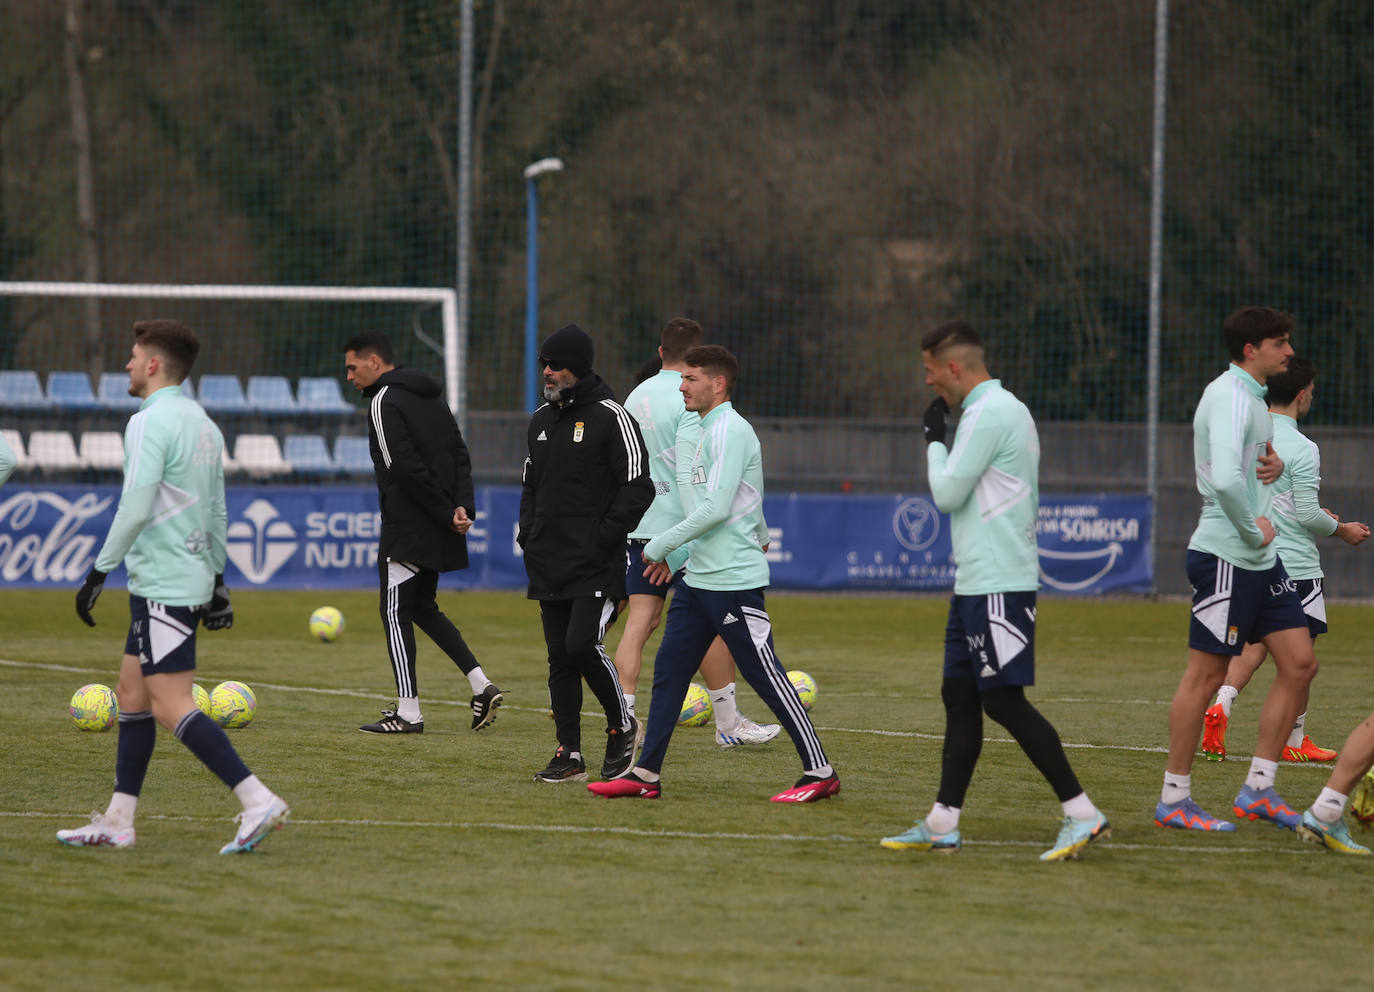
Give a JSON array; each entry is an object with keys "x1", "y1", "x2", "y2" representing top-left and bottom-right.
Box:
[{"x1": 0, "y1": 280, "x2": 465, "y2": 423}]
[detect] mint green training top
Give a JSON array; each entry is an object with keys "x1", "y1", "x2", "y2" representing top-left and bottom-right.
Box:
[
  {"x1": 643, "y1": 401, "x2": 771, "y2": 591},
  {"x1": 94, "y1": 385, "x2": 228, "y2": 605},
  {"x1": 624, "y1": 369, "x2": 701, "y2": 540},
  {"x1": 927, "y1": 378, "x2": 1040, "y2": 595},
  {"x1": 0, "y1": 430, "x2": 14, "y2": 487},
  {"x1": 1268, "y1": 412, "x2": 1337, "y2": 580},
  {"x1": 1187, "y1": 365, "x2": 1277, "y2": 571}
]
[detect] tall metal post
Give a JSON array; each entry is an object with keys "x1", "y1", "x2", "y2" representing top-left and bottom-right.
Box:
[
  {"x1": 523, "y1": 158, "x2": 564, "y2": 412},
  {"x1": 1145, "y1": 0, "x2": 1170, "y2": 596},
  {"x1": 455, "y1": 0, "x2": 473, "y2": 431}
]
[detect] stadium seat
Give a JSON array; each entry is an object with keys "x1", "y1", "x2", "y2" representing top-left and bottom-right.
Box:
[
  {"x1": 2, "y1": 429, "x2": 32, "y2": 471},
  {"x1": 222, "y1": 445, "x2": 240, "y2": 475},
  {"x1": 78, "y1": 431, "x2": 125, "y2": 470},
  {"x1": 283, "y1": 434, "x2": 336, "y2": 474},
  {"x1": 0, "y1": 370, "x2": 51, "y2": 409},
  {"x1": 28, "y1": 430, "x2": 84, "y2": 472},
  {"x1": 296, "y1": 376, "x2": 355, "y2": 415},
  {"x1": 47, "y1": 372, "x2": 102, "y2": 411},
  {"x1": 97, "y1": 372, "x2": 141, "y2": 410},
  {"x1": 333, "y1": 435, "x2": 374, "y2": 474},
  {"x1": 232, "y1": 434, "x2": 291, "y2": 477},
  {"x1": 197, "y1": 374, "x2": 251, "y2": 413},
  {"x1": 246, "y1": 375, "x2": 298, "y2": 415}
]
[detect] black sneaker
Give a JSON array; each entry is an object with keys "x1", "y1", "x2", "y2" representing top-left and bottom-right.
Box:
[
  {"x1": 534, "y1": 746, "x2": 587, "y2": 783},
  {"x1": 470, "y1": 684, "x2": 503, "y2": 731},
  {"x1": 601, "y1": 716, "x2": 640, "y2": 780},
  {"x1": 360, "y1": 710, "x2": 423, "y2": 734}
]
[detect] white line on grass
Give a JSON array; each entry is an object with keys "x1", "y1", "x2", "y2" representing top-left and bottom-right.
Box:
[{"x1": 0, "y1": 810, "x2": 1319, "y2": 855}]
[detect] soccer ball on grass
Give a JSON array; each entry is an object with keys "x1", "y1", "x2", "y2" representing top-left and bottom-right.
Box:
[
  {"x1": 192, "y1": 682, "x2": 212, "y2": 716},
  {"x1": 677, "y1": 682, "x2": 713, "y2": 727},
  {"x1": 211, "y1": 681, "x2": 257, "y2": 728},
  {"x1": 309, "y1": 606, "x2": 345, "y2": 642},
  {"x1": 70, "y1": 683, "x2": 117, "y2": 731},
  {"x1": 787, "y1": 670, "x2": 817, "y2": 710}
]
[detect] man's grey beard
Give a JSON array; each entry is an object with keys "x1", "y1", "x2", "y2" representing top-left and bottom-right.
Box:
[{"x1": 542, "y1": 382, "x2": 564, "y2": 402}]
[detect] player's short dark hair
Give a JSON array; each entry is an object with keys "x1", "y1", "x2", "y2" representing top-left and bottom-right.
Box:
[
  {"x1": 1223, "y1": 306, "x2": 1293, "y2": 361},
  {"x1": 1265, "y1": 355, "x2": 1315, "y2": 406},
  {"x1": 659, "y1": 317, "x2": 704, "y2": 363},
  {"x1": 683, "y1": 344, "x2": 738, "y2": 393},
  {"x1": 633, "y1": 353, "x2": 663, "y2": 385},
  {"x1": 133, "y1": 320, "x2": 199, "y2": 382},
  {"x1": 344, "y1": 330, "x2": 394, "y2": 365},
  {"x1": 921, "y1": 320, "x2": 983, "y2": 356}
]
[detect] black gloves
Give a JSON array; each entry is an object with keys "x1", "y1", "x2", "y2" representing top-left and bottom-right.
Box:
[
  {"x1": 203, "y1": 573, "x2": 233, "y2": 630},
  {"x1": 76, "y1": 568, "x2": 107, "y2": 627},
  {"x1": 923, "y1": 397, "x2": 950, "y2": 446}
]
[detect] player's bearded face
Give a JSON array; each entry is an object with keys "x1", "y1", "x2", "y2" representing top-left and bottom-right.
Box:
[
  {"x1": 1252, "y1": 334, "x2": 1292, "y2": 380},
  {"x1": 126, "y1": 343, "x2": 152, "y2": 398},
  {"x1": 542, "y1": 365, "x2": 576, "y2": 401}
]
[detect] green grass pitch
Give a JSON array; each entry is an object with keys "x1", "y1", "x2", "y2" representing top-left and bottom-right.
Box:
[{"x1": 2, "y1": 589, "x2": 1372, "y2": 990}]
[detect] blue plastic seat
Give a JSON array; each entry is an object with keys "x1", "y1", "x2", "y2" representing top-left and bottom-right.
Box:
[
  {"x1": 283, "y1": 434, "x2": 335, "y2": 474},
  {"x1": 246, "y1": 376, "x2": 298, "y2": 415},
  {"x1": 47, "y1": 372, "x2": 101, "y2": 410},
  {"x1": 297, "y1": 377, "x2": 355, "y2": 415},
  {"x1": 0, "y1": 370, "x2": 51, "y2": 409},
  {"x1": 333, "y1": 436, "x2": 374, "y2": 474},
  {"x1": 197, "y1": 374, "x2": 251, "y2": 413},
  {"x1": 97, "y1": 372, "x2": 141, "y2": 410}
]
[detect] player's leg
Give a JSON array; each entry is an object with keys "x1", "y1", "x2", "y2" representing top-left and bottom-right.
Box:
[
  {"x1": 535, "y1": 597, "x2": 587, "y2": 782},
  {"x1": 700, "y1": 636, "x2": 780, "y2": 748},
  {"x1": 362, "y1": 558, "x2": 424, "y2": 732},
  {"x1": 1204, "y1": 641, "x2": 1268, "y2": 761},
  {"x1": 408, "y1": 565, "x2": 501, "y2": 731},
  {"x1": 612, "y1": 594, "x2": 665, "y2": 716},
  {"x1": 1298, "y1": 711, "x2": 1374, "y2": 854},
  {"x1": 564, "y1": 595, "x2": 638, "y2": 779},
  {"x1": 1283, "y1": 583, "x2": 1335, "y2": 762}
]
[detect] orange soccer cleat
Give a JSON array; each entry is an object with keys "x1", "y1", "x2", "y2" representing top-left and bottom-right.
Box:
[
  {"x1": 1201, "y1": 703, "x2": 1228, "y2": 761},
  {"x1": 1282, "y1": 735, "x2": 1337, "y2": 762}
]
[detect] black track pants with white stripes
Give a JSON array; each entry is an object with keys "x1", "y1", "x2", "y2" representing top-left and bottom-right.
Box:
[
  {"x1": 379, "y1": 558, "x2": 479, "y2": 699},
  {"x1": 540, "y1": 596, "x2": 628, "y2": 753}
]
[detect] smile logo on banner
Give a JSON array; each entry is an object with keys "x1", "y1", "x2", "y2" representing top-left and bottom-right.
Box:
[
  {"x1": 893, "y1": 496, "x2": 940, "y2": 552},
  {"x1": 226, "y1": 498, "x2": 298, "y2": 584}
]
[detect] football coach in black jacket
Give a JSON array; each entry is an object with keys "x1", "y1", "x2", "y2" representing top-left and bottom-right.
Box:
[
  {"x1": 520, "y1": 323, "x2": 654, "y2": 784},
  {"x1": 344, "y1": 330, "x2": 503, "y2": 736}
]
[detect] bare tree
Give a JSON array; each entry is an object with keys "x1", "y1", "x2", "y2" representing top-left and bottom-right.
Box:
[{"x1": 63, "y1": 0, "x2": 102, "y2": 375}]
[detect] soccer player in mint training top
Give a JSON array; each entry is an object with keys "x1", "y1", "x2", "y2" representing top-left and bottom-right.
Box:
[
  {"x1": 1155, "y1": 305, "x2": 1316, "y2": 833},
  {"x1": 1199, "y1": 357, "x2": 1368, "y2": 764},
  {"x1": 589, "y1": 344, "x2": 839, "y2": 804},
  {"x1": 615, "y1": 316, "x2": 779, "y2": 749},
  {"x1": 880, "y1": 321, "x2": 1109, "y2": 861},
  {"x1": 60, "y1": 320, "x2": 289, "y2": 854}
]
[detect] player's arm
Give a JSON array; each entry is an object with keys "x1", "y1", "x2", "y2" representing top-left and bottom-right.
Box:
[
  {"x1": 597, "y1": 404, "x2": 654, "y2": 550},
  {"x1": 1290, "y1": 450, "x2": 1338, "y2": 539},
  {"x1": 0, "y1": 432, "x2": 14, "y2": 487},
  {"x1": 517, "y1": 422, "x2": 540, "y2": 549},
  {"x1": 1204, "y1": 402, "x2": 1267, "y2": 547},
  {"x1": 926, "y1": 403, "x2": 996, "y2": 513},
  {"x1": 645, "y1": 428, "x2": 749, "y2": 563},
  {"x1": 450, "y1": 423, "x2": 477, "y2": 519},
  {"x1": 674, "y1": 409, "x2": 700, "y2": 516},
  {"x1": 375, "y1": 399, "x2": 458, "y2": 529},
  {"x1": 94, "y1": 416, "x2": 169, "y2": 573}
]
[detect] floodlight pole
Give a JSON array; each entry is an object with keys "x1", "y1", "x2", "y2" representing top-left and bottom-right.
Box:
[{"x1": 524, "y1": 157, "x2": 564, "y2": 413}]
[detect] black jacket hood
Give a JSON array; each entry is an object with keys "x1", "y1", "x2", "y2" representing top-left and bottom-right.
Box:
[{"x1": 366, "y1": 367, "x2": 442, "y2": 399}]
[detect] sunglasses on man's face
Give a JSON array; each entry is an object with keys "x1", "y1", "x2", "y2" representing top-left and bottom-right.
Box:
[{"x1": 541, "y1": 359, "x2": 566, "y2": 372}]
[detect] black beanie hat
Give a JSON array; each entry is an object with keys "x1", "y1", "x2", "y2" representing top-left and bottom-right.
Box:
[{"x1": 540, "y1": 323, "x2": 594, "y2": 378}]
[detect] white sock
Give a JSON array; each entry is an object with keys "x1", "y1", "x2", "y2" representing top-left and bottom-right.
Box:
[
  {"x1": 631, "y1": 766, "x2": 659, "y2": 782},
  {"x1": 1312, "y1": 787, "x2": 1348, "y2": 823},
  {"x1": 927, "y1": 802, "x2": 960, "y2": 833},
  {"x1": 710, "y1": 682, "x2": 738, "y2": 731},
  {"x1": 623, "y1": 693, "x2": 636, "y2": 719},
  {"x1": 1286, "y1": 712, "x2": 1307, "y2": 749},
  {"x1": 1061, "y1": 792, "x2": 1098, "y2": 821},
  {"x1": 1245, "y1": 757, "x2": 1278, "y2": 792},
  {"x1": 1215, "y1": 684, "x2": 1239, "y2": 717},
  {"x1": 805, "y1": 764, "x2": 834, "y2": 779},
  {"x1": 567, "y1": 751, "x2": 582, "y2": 761},
  {"x1": 104, "y1": 792, "x2": 138, "y2": 827},
  {"x1": 396, "y1": 697, "x2": 422, "y2": 723},
  {"x1": 1161, "y1": 772, "x2": 1190, "y2": 805},
  {"x1": 466, "y1": 667, "x2": 490, "y2": 695},
  {"x1": 232, "y1": 774, "x2": 274, "y2": 810}
]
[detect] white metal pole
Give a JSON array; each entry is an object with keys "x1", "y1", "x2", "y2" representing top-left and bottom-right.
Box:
[{"x1": 1145, "y1": 0, "x2": 1170, "y2": 596}]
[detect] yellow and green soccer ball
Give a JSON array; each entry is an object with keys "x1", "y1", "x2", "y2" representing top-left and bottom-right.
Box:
[
  {"x1": 211, "y1": 681, "x2": 257, "y2": 728},
  {"x1": 70, "y1": 683, "x2": 118, "y2": 731},
  {"x1": 192, "y1": 682, "x2": 212, "y2": 716},
  {"x1": 309, "y1": 606, "x2": 345, "y2": 642},
  {"x1": 788, "y1": 670, "x2": 817, "y2": 710},
  {"x1": 677, "y1": 682, "x2": 713, "y2": 727}
]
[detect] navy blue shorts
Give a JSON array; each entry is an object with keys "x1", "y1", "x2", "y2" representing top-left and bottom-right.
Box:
[
  {"x1": 625, "y1": 539, "x2": 675, "y2": 599},
  {"x1": 943, "y1": 591, "x2": 1037, "y2": 690},
  {"x1": 124, "y1": 596, "x2": 199, "y2": 676},
  {"x1": 1294, "y1": 577, "x2": 1327, "y2": 638},
  {"x1": 1187, "y1": 551, "x2": 1307, "y2": 655}
]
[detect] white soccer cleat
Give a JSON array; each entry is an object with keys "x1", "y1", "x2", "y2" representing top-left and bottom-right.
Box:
[
  {"x1": 716, "y1": 717, "x2": 782, "y2": 749},
  {"x1": 220, "y1": 795, "x2": 290, "y2": 854},
  {"x1": 57, "y1": 812, "x2": 136, "y2": 849}
]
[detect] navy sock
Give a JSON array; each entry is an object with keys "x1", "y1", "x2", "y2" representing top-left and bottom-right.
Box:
[
  {"x1": 174, "y1": 710, "x2": 251, "y2": 790},
  {"x1": 114, "y1": 711, "x2": 156, "y2": 797}
]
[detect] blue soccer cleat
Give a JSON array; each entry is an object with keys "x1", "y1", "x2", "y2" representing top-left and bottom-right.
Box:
[
  {"x1": 1040, "y1": 810, "x2": 1111, "y2": 861},
  {"x1": 1153, "y1": 796, "x2": 1237, "y2": 832},
  {"x1": 1296, "y1": 808, "x2": 1371, "y2": 855},
  {"x1": 879, "y1": 821, "x2": 961, "y2": 852},
  {"x1": 1233, "y1": 785, "x2": 1299, "y2": 830}
]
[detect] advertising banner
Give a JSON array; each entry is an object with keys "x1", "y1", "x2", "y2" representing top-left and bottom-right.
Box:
[{"x1": 0, "y1": 485, "x2": 1151, "y2": 594}]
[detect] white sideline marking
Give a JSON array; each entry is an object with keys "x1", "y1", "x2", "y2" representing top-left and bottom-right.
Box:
[
  {"x1": 0, "y1": 656, "x2": 1332, "y2": 766},
  {"x1": 0, "y1": 810, "x2": 1318, "y2": 855}
]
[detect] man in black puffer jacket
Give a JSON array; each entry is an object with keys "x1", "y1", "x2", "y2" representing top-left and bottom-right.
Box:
[
  {"x1": 344, "y1": 330, "x2": 503, "y2": 736},
  {"x1": 520, "y1": 323, "x2": 653, "y2": 784}
]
